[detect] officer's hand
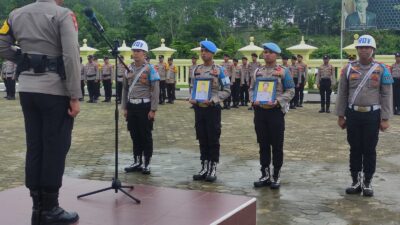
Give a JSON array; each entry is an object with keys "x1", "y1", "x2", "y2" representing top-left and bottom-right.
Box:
[
  {"x1": 380, "y1": 120, "x2": 390, "y2": 132},
  {"x1": 267, "y1": 100, "x2": 278, "y2": 106},
  {"x1": 338, "y1": 117, "x2": 346, "y2": 129},
  {"x1": 68, "y1": 99, "x2": 80, "y2": 118},
  {"x1": 317, "y1": 84, "x2": 320, "y2": 89},
  {"x1": 148, "y1": 110, "x2": 156, "y2": 121},
  {"x1": 189, "y1": 99, "x2": 197, "y2": 105},
  {"x1": 123, "y1": 109, "x2": 127, "y2": 119},
  {"x1": 203, "y1": 100, "x2": 210, "y2": 105},
  {"x1": 253, "y1": 101, "x2": 260, "y2": 106}
]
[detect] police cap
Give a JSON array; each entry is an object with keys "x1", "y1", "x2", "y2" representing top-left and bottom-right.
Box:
[{"x1": 200, "y1": 40, "x2": 217, "y2": 54}]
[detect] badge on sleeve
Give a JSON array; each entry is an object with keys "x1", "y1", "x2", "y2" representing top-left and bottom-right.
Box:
[
  {"x1": 70, "y1": 13, "x2": 78, "y2": 32},
  {"x1": 0, "y1": 20, "x2": 10, "y2": 35}
]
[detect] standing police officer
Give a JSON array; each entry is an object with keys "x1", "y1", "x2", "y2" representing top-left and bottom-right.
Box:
[
  {"x1": 0, "y1": 0, "x2": 81, "y2": 224},
  {"x1": 116, "y1": 55, "x2": 126, "y2": 104},
  {"x1": 166, "y1": 57, "x2": 177, "y2": 104},
  {"x1": 1, "y1": 60, "x2": 16, "y2": 100},
  {"x1": 289, "y1": 56, "x2": 299, "y2": 109},
  {"x1": 240, "y1": 57, "x2": 250, "y2": 106},
  {"x1": 296, "y1": 55, "x2": 307, "y2": 107},
  {"x1": 391, "y1": 53, "x2": 400, "y2": 115},
  {"x1": 250, "y1": 43, "x2": 295, "y2": 189},
  {"x1": 336, "y1": 35, "x2": 393, "y2": 197},
  {"x1": 156, "y1": 55, "x2": 168, "y2": 105},
  {"x1": 123, "y1": 40, "x2": 160, "y2": 175},
  {"x1": 85, "y1": 55, "x2": 99, "y2": 103},
  {"x1": 100, "y1": 56, "x2": 114, "y2": 102},
  {"x1": 248, "y1": 53, "x2": 261, "y2": 110},
  {"x1": 80, "y1": 57, "x2": 86, "y2": 101},
  {"x1": 231, "y1": 58, "x2": 241, "y2": 108},
  {"x1": 221, "y1": 54, "x2": 233, "y2": 109},
  {"x1": 316, "y1": 55, "x2": 336, "y2": 113},
  {"x1": 190, "y1": 40, "x2": 230, "y2": 182}
]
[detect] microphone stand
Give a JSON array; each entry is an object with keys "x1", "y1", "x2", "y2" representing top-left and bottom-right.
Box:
[{"x1": 77, "y1": 16, "x2": 140, "y2": 204}]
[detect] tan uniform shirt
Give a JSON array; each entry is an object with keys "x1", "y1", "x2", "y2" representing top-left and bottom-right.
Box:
[
  {"x1": 249, "y1": 65, "x2": 295, "y2": 113},
  {"x1": 221, "y1": 61, "x2": 234, "y2": 78},
  {"x1": 297, "y1": 62, "x2": 308, "y2": 84},
  {"x1": 191, "y1": 63, "x2": 231, "y2": 104},
  {"x1": 156, "y1": 62, "x2": 168, "y2": 81},
  {"x1": 1, "y1": 61, "x2": 16, "y2": 79},
  {"x1": 249, "y1": 61, "x2": 261, "y2": 77},
  {"x1": 166, "y1": 64, "x2": 177, "y2": 84},
  {"x1": 121, "y1": 63, "x2": 160, "y2": 111},
  {"x1": 189, "y1": 64, "x2": 197, "y2": 87},
  {"x1": 117, "y1": 63, "x2": 126, "y2": 82},
  {"x1": 335, "y1": 61, "x2": 393, "y2": 119},
  {"x1": 84, "y1": 62, "x2": 98, "y2": 81},
  {"x1": 316, "y1": 64, "x2": 336, "y2": 86},
  {"x1": 0, "y1": 0, "x2": 81, "y2": 98},
  {"x1": 232, "y1": 64, "x2": 241, "y2": 81},
  {"x1": 241, "y1": 63, "x2": 251, "y2": 85},
  {"x1": 101, "y1": 63, "x2": 114, "y2": 80},
  {"x1": 289, "y1": 64, "x2": 299, "y2": 78},
  {"x1": 80, "y1": 63, "x2": 85, "y2": 81},
  {"x1": 391, "y1": 63, "x2": 400, "y2": 79}
]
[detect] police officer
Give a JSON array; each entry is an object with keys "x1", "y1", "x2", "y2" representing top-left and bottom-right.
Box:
[
  {"x1": 221, "y1": 54, "x2": 233, "y2": 109},
  {"x1": 317, "y1": 55, "x2": 336, "y2": 113},
  {"x1": 123, "y1": 40, "x2": 160, "y2": 175},
  {"x1": 336, "y1": 35, "x2": 393, "y2": 197},
  {"x1": 190, "y1": 40, "x2": 230, "y2": 182},
  {"x1": 240, "y1": 57, "x2": 250, "y2": 106},
  {"x1": 156, "y1": 55, "x2": 168, "y2": 104},
  {"x1": 100, "y1": 56, "x2": 114, "y2": 102},
  {"x1": 391, "y1": 52, "x2": 400, "y2": 115},
  {"x1": 84, "y1": 55, "x2": 99, "y2": 103},
  {"x1": 0, "y1": 0, "x2": 81, "y2": 224},
  {"x1": 166, "y1": 57, "x2": 177, "y2": 104},
  {"x1": 250, "y1": 43, "x2": 295, "y2": 189},
  {"x1": 79, "y1": 57, "x2": 85, "y2": 101},
  {"x1": 93, "y1": 56, "x2": 101, "y2": 100},
  {"x1": 1, "y1": 60, "x2": 16, "y2": 100},
  {"x1": 289, "y1": 55, "x2": 299, "y2": 109},
  {"x1": 189, "y1": 56, "x2": 198, "y2": 96},
  {"x1": 231, "y1": 58, "x2": 241, "y2": 108},
  {"x1": 116, "y1": 55, "x2": 126, "y2": 104},
  {"x1": 296, "y1": 55, "x2": 308, "y2": 107},
  {"x1": 281, "y1": 55, "x2": 289, "y2": 68},
  {"x1": 248, "y1": 53, "x2": 262, "y2": 110}
]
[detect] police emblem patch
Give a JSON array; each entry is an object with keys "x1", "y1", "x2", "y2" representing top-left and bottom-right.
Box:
[{"x1": 0, "y1": 20, "x2": 10, "y2": 35}]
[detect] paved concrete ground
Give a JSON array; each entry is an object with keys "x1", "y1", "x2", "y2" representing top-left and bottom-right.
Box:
[{"x1": 1, "y1": 93, "x2": 400, "y2": 225}]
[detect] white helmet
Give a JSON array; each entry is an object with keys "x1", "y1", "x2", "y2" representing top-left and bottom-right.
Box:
[
  {"x1": 131, "y1": 40, "x2": 148, "y2": 52},
  {"x1": 356, "y1": 35, "x2": 376, "y2": 49}
]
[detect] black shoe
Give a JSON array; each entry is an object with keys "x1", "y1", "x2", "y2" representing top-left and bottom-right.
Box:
[
  {"x1": 346, "y1": 172, "x2": 362, "y2": 195},
  {"x1": 319, "y1": 108, "x2": 325, "y2": 113},
  {"x1": 205, "y1": 161, "x2": 217, "y2": 182},
  {"x1": 41, "y1": 192, "x2": 79, "y2": 225},
  {"x1": 142, "y1": 157, "x2": 151, "y2": 175},
  {"x1": 124, "y1": 156, "x2": 143, "y2": 173},
  {"x1": 289, "y1": 105, "x2": 296, "y2": 109},
  {"x1": 193, "y1": 160, "x2": 208, "y2": 181},
  {"x1": 362, "y1": 179, "x2": 374, "y2": 197},
  {"x1": 297, "y1": 104, "x2": 303, "y2": 107},
  {"x1": 30, "y1": 191, "x2": 40, "y2": 225},
  {"x1": 253, "y1": 167, "x2": 271, "y2": 188},
  {"x1": 270, "y1": 168, "x2": 281, "y2": 189},
  {"x1": 325, "y1": 109, "x2": 331, "y2": 113}
]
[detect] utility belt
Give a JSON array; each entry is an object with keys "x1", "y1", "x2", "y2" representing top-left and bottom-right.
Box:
[
  {"x1": 129, "y1": 98, "x2": 150, "y2": 104},
  {"x1": 16, "y1": 53, "x2": 66, "y2": 80},
  {"x1": 258, "y1": 104, "x2": 281, "y2": 110},
  {"x1": 321, "y1": 77, "x2": 331, "y2": 80},
  {"x1": 102, "y1": 74, "x2": 111, "y2": 77},
  {"x1": 87, "y1": 74, "x2": 96, "y2": 78},
  {"x1": 348, "y1": 104, "x2": 380, "y2": 112},
  {"x1": 6, "y1": 72, "x2": 14, "y2": 75},
  {"x1": 197, "y1": 102, "x2": 220, "y2": 108}
]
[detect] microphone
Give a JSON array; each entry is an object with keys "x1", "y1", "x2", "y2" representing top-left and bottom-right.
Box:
[{"x1": 84, "y1": 7, "x2": 104, "y2": 33}]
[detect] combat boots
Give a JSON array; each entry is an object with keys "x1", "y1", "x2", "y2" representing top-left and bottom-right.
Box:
[
  {"x1": 253, "y1": 167, "x2": 271, "y2": 188},
  {"x1": 40, "y1": 192, "x2": 79, "y2": 225},
  {"x1": 270, "y1": 168, "x2": 281, "y2": 189},
  {"x1": 205, "y1": 161, "x2": 217, "y2": 182},
  {"x1": 362, "y1": 177, "x2": 374, "y2": 197},
  {"x1": 319, "y1": 105, "x2": 325, "y2": 113},
  {"x1": 142, "y1": 157, "x2": 151, "y2": 175},
  {"x1": 124, "y1": 156, "x2": 143, "y2": 173},
  {"x1": 346, "y1": 172, "x2": 362, "y2": 195},
  {"x1": 193, "y1": 160, "x2": 209, "y2": 181},
  {"x1": 30, "y1": 191, "x2": 40, "y2": 225}
]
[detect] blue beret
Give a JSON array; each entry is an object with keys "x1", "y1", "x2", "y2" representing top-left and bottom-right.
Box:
[
  {"x1": 262, "y1": 42, "x2": 281, "y2": 54},
  {"x1": 200, "y1": 40, "x2": 217, "y2": 54}
]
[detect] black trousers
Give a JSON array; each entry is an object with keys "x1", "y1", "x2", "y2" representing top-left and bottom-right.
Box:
[
  {"x1": 20, "y1": 92, "x2": 73, "y2": 192},
  {"x1": 298, "y1": 76, "x2": 305, "y2": 105},
  {"x1": 240, "y1": 83, "x2": 249, "y2": 104},
  {"x1": 87, "y1": 80, "x2": 96, "y2": 101},
  {"x1": 254, "y1": 107, "x2": 285, "y2": 169},
  {"x1": 102, "y1": 79, "x2": 112, "y2": 100},
  {"x1": 345, "y1": 108, "x2": 380, "y2": 180},
  {"x1": 224, "y1": 85, "x2": 233, "y2": 107},
  {"x1": 319, "y1": 79, "x2": 332, "y2": 109},
  {"x1": 116, "y1": 81, "x2": 123, "y2": 101},
  {"x1": 3, "y1": 77, "x2": 8, "y2": 94},
  {"x1": 166, "y1": 83, "x2": 175, "y2": 102},
  {"x1": 194, "y1": 105, "x2": 222, "y2": 162},
  {"x1": 393, "y1": 78, "x2": 400, "y2": 111},
  {"x1": 159, "y1": 80, "x2": 166, "y2": 103},
  {"x1": 80, "y1": 80, "x2": 85, "y2": 98},
  {"x1": 6, "y1": 77, "x2": 15, "y2": 97},
  {"x1": 127, "y1": 102, "x2": 153, "y2": 159},
  {"x1": 95, "y1": 81, "x2": 101, "y2": 99},
  {"x1": 292, "y1": 78, "x2": 299, "y2": 106},
  {"x1": 232, "y1": 79, "x2": 241, "y2": 106}
]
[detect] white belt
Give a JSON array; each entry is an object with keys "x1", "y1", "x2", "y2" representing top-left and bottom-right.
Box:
[
  {"x1": 129, "y1": 98, "x2": 150, "y2": 104},
  {"x1": 348, "y1": 104, "x2": 381, "y2": 112}
]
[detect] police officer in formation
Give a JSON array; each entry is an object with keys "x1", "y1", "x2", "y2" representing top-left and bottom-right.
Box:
[
  {"x1": 281, "y1": 55, "x2": 289, "y2": 68},
  {"x1": 289, "y1": 55, "x2": 299, "y2": 109},
  {"x1": 156, "y1": 55, "x2": 168, "y2": 104},
  {"x1": 316, "y1": 55, "x2": 336, "y2": 113},
  {"x1": 391, "y1": 52, "x2": 400, "y2": 115},
  {"x1": 336, "y1": 35, "x2": 393, "y2": 197},
  {"x1": 248, "y1": 53, "x2": 262, "y2": 110},
  {"x1": 250, "y1": 43, "x2": 295, "y2": 189},
  {"x1": 85, "y1": 55, "x2": 99, "y2": 103},
  {"x1": 231, "y1": 58, "x2": 241, "y2": 108},
  {"x1": 166, "y1": 57, "x2": 177, "y2": 104},
  {"x1": 221, "y1": 54, "x2": 233, "y2": 109},
  {"x1": 0, "y1": 0, "x2": 81, "y2": 224},
  {"x1": 189, "y1": 55, "x2": 198, "y2": 97},
  {"x1": 1, "y1": 60, "x2": 17, "y2": 100},
  {"x1": 240, "y1": 56, "x2": 250, "y2": 106},
  {"x1": 93, "y1": 56, "x2": 101, "y2": 100},
  {"x1": 116, "y1": 55, "x2": 126, "y2": 104},
  {"x1": 123, "y1": 40, "x2": 160, "y2": 175},
  {"x1": 100, "y1": 56, "x2": 114, "y2": 102},
  {"x1": 190, "y1": 40, "x2": 231, "y2": 182},
  {"x1": 80, "y1": 57, "x2": 85, "y2": 101},
  {"x1": 296, "y1": 54, "x2": 307, "y2": 107}
]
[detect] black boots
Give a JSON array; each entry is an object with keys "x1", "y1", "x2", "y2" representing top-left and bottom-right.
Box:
[
  {"x1": 30, "y1": 191, "x2": 40, "y2": 225},
  {"x1": 193, "y1": 160, "x2": 209, "y2": 181},
  {"x1": 142, "y1": 157, "x2": 151, "y2": 175},
  {"x1": 346, "y1": 172, "x2": 362, "y2": 195},
  {"x1": 270, "y1": 168, "x2": 281, "y2": 189},
  {"x1": 254, "y1": 167, "x2": 271, "y2": 188},
  {"x1": 124, "y1": 156, "x2": 143, "y2": 173},
  {"x1": 319, "y1": 105, "x2": 325, "y2": 113},
  {"x1": 325, "y1": 104, "x2": 331, "y2": 113},
  {"x1": 362, "y1": 177, "x2": 374, "y2": 197},
  {"x1": 205, "y1": 161, "x2": 217, "y2": 182},
  {"x1": 40, "y1": 192, "x2": 79, "y2": 225}
]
